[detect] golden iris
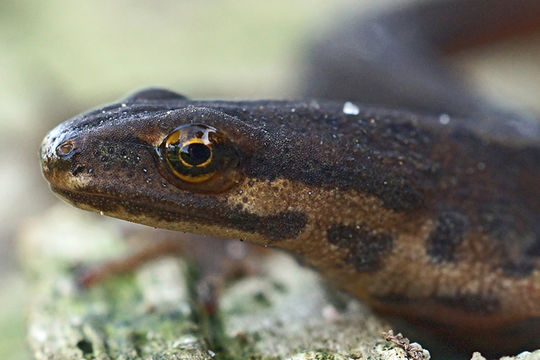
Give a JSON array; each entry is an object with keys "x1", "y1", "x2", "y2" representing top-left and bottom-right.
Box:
[{"x1": 160, "y1": 124, "x2": 239, "y2": 191}]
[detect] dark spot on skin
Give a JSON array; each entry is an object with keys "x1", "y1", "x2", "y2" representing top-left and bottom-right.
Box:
[
  {"x1": 327, "y1": 223, "x2": 393, "y2": 271},
  {"x1": 426, "y1": 211, "x2": 468, "y2": 263},
  {"x1": 100, "y1": 155, "x2": 109, "y2": 162}
]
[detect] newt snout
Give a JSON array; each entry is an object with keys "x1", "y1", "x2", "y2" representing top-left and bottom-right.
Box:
[{"x1": 40, "y1": 122, "x2": 87, "y2": 192}]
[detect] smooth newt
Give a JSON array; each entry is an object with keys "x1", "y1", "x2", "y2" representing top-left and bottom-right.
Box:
[{"x1": 40, "y1": 0, "x2": 540, "y2": 354}]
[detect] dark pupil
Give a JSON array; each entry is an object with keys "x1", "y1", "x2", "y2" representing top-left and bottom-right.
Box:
[{"x1": 180, "y1": 143, "x2": 211, "y2": 166}]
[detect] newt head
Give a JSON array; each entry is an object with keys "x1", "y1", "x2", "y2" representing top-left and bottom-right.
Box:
[{"x1": 39, "y1": 88, "x2": 308, "y2": 245}]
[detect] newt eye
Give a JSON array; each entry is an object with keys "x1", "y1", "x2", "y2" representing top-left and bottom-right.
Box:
[{"x1": 159, "y1": 124, "x2": 240, "y2": 192}]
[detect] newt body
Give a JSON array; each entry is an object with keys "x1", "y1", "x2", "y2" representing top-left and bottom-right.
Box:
[
  {"x1": 41, "y1": 92, "x2": 540, "y2": 351},
  {"x1": 40, "y1": 0, "x2": 540, "y2": 354}
]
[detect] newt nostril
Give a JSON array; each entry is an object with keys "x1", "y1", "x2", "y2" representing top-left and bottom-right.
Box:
[
  {"x1": 56, "y1": 140, "x2": 76, "y2": 158},
  {"x1": 71, "y1": 163, "x2": 86, "y2": 176}
]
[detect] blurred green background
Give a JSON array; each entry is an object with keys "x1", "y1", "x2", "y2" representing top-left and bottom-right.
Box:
[{"x1": 1, "y1": 0, "x2": 539, "y2": 358}]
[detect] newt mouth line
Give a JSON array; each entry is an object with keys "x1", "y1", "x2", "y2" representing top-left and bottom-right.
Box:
[{"x1": 50, "y1": 185, "x2": 307, "y2": 241}]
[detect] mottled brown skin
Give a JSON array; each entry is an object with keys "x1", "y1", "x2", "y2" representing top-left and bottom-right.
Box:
[
  {"x1": 41, "y1": 90, "x2": 540, "y2": 352},
  {"x1": 40, "y1": 0, "x2": 540, "y2": 355}
]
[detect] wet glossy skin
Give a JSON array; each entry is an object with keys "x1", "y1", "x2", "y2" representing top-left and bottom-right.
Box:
[{"x1": 40, "y1": 0, "x2": 540, "y2": 354}]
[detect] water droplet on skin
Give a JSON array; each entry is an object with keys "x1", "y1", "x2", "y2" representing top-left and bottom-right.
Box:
[
  {"x1": 99, "y1": 211, "x2": 104, "y2": 216},
  {"x1": 439, "y1": 113, "x2": 451, "y2": 125},
  {"x1": 121, "y1": 103, "x2": 127, "y2": 108},
  {"x1": 342, "y1": 101, "x2": 360, "y2": 115},
  {"x1": 142, "y1": 168, "x2": 148, "y2": 173}
]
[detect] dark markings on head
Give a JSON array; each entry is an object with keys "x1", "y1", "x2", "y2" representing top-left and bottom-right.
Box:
[
  {"x1": 54, "y1": 188, "x2": 307, "y2": 241},
  {"x1": 426, "y1": 211, "x2": 469, "y2": 263},
  {"x1": 327, "y1": 223, "x2": 393, "y2": 271}
]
